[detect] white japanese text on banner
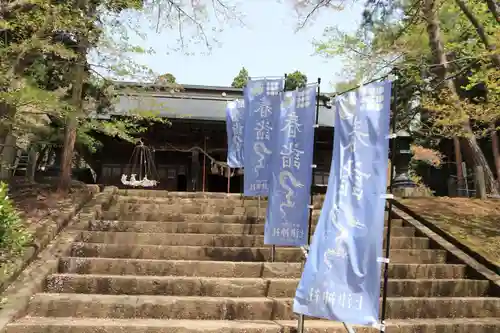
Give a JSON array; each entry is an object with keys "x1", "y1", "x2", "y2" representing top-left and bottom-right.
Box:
[
  {"x1": 243, "y1": 78, "x2": 284, "y2": 196},
  {"x1": 265, "y1": 84, "x2": 317, "y2": 246},
  {"x1": 293, "y1": 81, "x2": 392, "y2": 327}
]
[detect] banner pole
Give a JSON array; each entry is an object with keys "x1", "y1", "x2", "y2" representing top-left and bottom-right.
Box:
[
  {"x1": 270, "y1": 74, "x2": 288, "y2": 263},
  {"x1": 343, "y1": 322, "x2": 357, "y2": 333},
  {"x1": 379, "y1": 77, "x2": 398, "y2": 332},
  {"x1": 240, "y1": 170, "x2": 244, "y2": 199},
  {"x1": 297, "y1": 77, "x2": 321, "y2": 333},
  {"x1": 258, "y1": 195, "x2": 261, "y2": 217},
  {"x1": 308, "y1": 78, "x2": 321, "y2": 245}
]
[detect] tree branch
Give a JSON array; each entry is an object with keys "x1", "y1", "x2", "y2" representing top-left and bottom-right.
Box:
[
  {"x1": 294, "y1": 0, "x2": 344, "y2": 31},
  {"x1": 454, "y1": 0, "x2": 500, "y2": 67}
]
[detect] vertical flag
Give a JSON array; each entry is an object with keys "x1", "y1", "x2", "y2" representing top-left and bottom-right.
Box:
[
  {"x1": 243, "y1": 77, "x2": 284, "y2": 196},
  {"x1": 265, "y1": 84, "x2": 317, "y2": 246},
  {"x1": 226, "y1": 98, "x2": 245, "y2": 168},
  {"x1": 293, "y1": 81, "x2": 392, "y2": 327}
]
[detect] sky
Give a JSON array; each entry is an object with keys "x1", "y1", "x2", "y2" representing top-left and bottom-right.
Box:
[{"x1": 124, "y1": 0, "x2": 364, "y2": 92}]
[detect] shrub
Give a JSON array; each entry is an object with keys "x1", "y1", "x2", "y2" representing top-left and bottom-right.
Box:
[{"x1": 0, "y1": 182, "x2": 31, "y2": 264}]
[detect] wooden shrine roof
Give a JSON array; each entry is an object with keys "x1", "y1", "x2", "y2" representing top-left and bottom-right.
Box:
[{"x1": 92, "y1": 81, "x2": 336, "y2": 127}]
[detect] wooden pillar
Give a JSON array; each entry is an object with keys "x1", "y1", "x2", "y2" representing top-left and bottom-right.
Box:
[
  {"x1": 387, "y1": 159, "x2": 392, "y2": 190},
  {"x1": 202, "y1": 137, "x2": 207, "y2": 192},
  {"x1": 191, "y1": 150, "x2": 200, "y2": 192}
]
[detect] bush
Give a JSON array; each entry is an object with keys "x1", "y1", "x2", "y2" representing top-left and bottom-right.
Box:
[{"x1": 0, "y1": 182, "x2": 31, "y2": 264}]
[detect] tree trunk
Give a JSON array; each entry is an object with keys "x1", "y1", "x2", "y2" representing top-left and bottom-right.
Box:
[
  {"x1": 422, "y1": 0, "x2": 499, "y2": 195},
  {"x1": 491, "y1": 124, "x2": 500, "y2": 182},
  {"x1": 422, "y1": 0, "x2": 464, "y2": 189},
  {"x1": 57, "y1": 52, "x2": 86, "y2": 192},
  {"x1": 453, "y1": 137, "x2": 464, "y2": 189},
  {"x1": 484, "y1": 0, "x2": 500, "y2": 22},
  {"x1": 454, "y1": 0, "x2": 500, "y2": 192},
  {"x1": 26, "y1": 147, "x2": 37, "y2": 182}
]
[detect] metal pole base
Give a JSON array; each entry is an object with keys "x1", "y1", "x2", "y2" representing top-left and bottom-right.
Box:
[
  {"x1": 297, "y1": 314, "x2": 305, "y2": 333},
  {"x1": 297, "y1": 318, "x2": 356, "y2": 333},
  {"x1": 343, "y1": 323, "x2": 357, "y2": 333}
]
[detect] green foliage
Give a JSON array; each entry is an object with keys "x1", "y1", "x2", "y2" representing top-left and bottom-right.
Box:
[
  {"x1": 0, "y1": 0, "x2": 242, "y2": 167},
  {"x1": 285, "y1": 70, "x2": 307, "y2": 91},
  {"x1": 334, "y1": 80, "x2": 358, "y2": 93},
  {"x1": 313, "y1": 0, "x2": 499, "y2": 139},
  {"x1": 155, "y1": 73, "x2": 177, "y2": 85},
  {"x1": 0, "y1": 183, "x2": 31, "y2": 265},
  {"x1": 231, "y1": 67, "x2": 249, "y2": 88},
  {"x1": 303, "y1": 0, "x2": 500, "y2": 193},
  {"x1": 231, "y1": 68, "x2": 309, "y2": 91}
]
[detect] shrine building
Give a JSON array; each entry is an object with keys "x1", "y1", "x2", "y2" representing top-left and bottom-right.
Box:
[{"x1": 90, "y1": 81, "x2": 336, "y2": 193}]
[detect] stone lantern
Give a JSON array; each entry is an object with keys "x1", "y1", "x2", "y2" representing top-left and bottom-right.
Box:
[{"x1": 391, "y1": 130, "x2": 416, "y2": 196}]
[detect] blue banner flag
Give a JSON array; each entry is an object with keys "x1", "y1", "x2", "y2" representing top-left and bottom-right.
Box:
[
  {"x1": 264, "y1": 84, "x2": 318, "y2": 246},
  {"x1": 243, "y1": 78, "x2": 284, "y2": 196},
  {"x1": 293, "y1": 81, "x2": 392, "y2": 327},
  {"x1": 226, "y1": 98, "x2": 245, "y2": 168}
]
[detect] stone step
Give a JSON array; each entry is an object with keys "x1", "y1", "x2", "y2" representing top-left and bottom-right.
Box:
[
  {"x1": 117, "y1": 190, "x2": 325, "y2": 202},
  {"x1": 103, "y1": 208, "x2": 394, "y2": 221},
  {"x1": 88, "y1": 220, "x2": 266, "y2": 234},
  {"x1": 46, "y1": 274, "x2": 491, "y2": 298},
  {"x1": 116, "y1": 196, "x2": 275, "y2": 208},
  {"x1": 78, "y1": 232, "x2": 423, "y2": 248},
  {"x1": 100, "y1": 213, "x2": 266, "y2": 224},
  {"x1": 99, "y1": 213, "x2": 403, "y2": 226},
  {"x1": 7, "y1": 317, "x2": 500, "y2": 333},
  {"x1": 60, "y1": 258, "x2": 467, "y2": 280},
  {"x1": 71, "y1": 243, "x2": 447, "y2": 263},
  {"x1": 87, "y1": 220, "x2": 415, "y2": 236},
  {"x1": 103, "y1": 209, "x2": 309, "y2": 221},
  {"x1": 26, "y1": 293, "x2": 500, "y2": 319},
  {"x1": 112, "y1": 201, "x2": 347, "y2": 215},
  {"x1": 112, "y1": 202, "x2": 272, "y2": 216},
  {"x1": 118, "y1": 190, "x2": 250, "y2": 198}
]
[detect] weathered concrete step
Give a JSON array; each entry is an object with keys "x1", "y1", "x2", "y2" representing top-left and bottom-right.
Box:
[
  {"x1": 46, "y1": 274, "x2": 491, "y2": 297},
  {"x1": 71, "y1": 243, "x2": 446, "y2": 263},
  {"x1": 26, "y1": 293, "x2": 500, "y2": 319},
  {"x1": 87, "y1": 220, "x2": 414, "y2": 236},
  {"x1": 79, "y1": 232, "x2": 422, "y2": 248},
  {"x1": 98, "y1": 213, "x2": 402, "y2": 226},
  {"x1": 60, "y1": 258, "x2": 467, "y2": 279},
  {"x1": 8, "y1": 317, "x2": 500, "y2": 333}
]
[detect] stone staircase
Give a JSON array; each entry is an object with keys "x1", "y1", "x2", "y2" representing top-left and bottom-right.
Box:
[{"x1": 5, "y1": 190, "x2": 500, "y2": 332}]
